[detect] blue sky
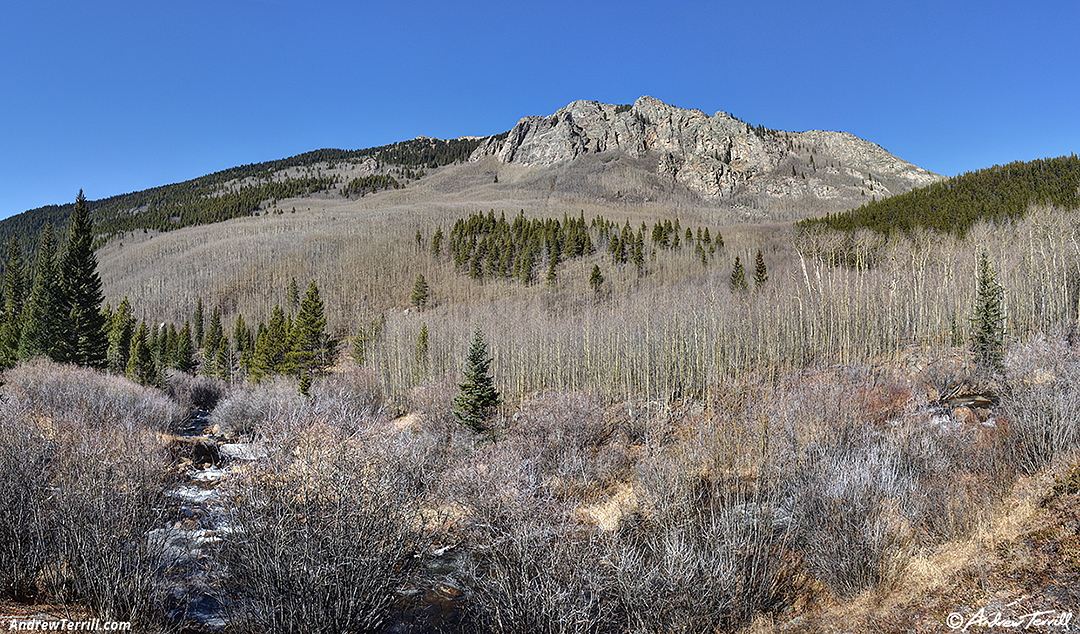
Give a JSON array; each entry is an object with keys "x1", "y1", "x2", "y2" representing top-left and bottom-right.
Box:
[{"x1": 1, "y1": 0, "x2": 1077, "y2": 219}]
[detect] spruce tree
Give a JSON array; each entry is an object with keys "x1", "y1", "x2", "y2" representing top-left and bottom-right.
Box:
[
  {"x1": 753, "y1": 249, "x2": 769, "y2": 290},
  {"x1": 414, "y1": 322, "x2": 430, "y2": 380},
  {"x1": 174, "y1": 321, "x2": 195, "y2": 372},
  {"x1": 632, "y1": 229, "x2": 645, "y2": 275},
  {"x1": 589, "y1": 264, "x2": 604, "y2": 295},
  {"x1": 165, "y1": 323, "x2": 178, "y2": 370},
  {"x1": 19, "y1": 222, "x2": 64, "y2": 360},
  {"x1": 194, "y1": 297, "x2": 205, "y2": 348},
  {"x1": 730, "y1": 256, "x2": 748, "y2": 292},
  {"x1": 431, "y1": 227, "x2": 444, "y2": 257},
  {"x1": 971, "y1": 249, "x2": 1005, "y2": 373},
  {"x1": 453, "y1": 328, "x2": 501, "y2": 435},
  {"x1": 234, "y1": 313, "x2": 253, "y2": 374},
  {"x1": 258, "y1": 305, "x2": 291, "y2": 374},
  {"x1": 206, "y1": 306, "x2": 223, "y2": 359},
  {"x1": 352, "y1": 314, "x2": 385, "y2": 366},
  {"x1": 59, "y1": 190, "x2": 107, "y2": 368},
  {"x1": 411, "y1": 274, "x2": 430, "y2": 311},
  {"x1": 106, "y1": 296, "x2": 134, "y2": 374},
  {"x1": 284, "y1": 280, "x2": 335, "y2": 380},
  {"x1": 287, "y1": 278, "x2": 300, "y2": 313},
  {"x1": 126, "y1": 320, "x2": 154, "y2": 385},
  {"x1": 0, "y1": 236, "x2": 25, "y2": 368},
  {"x1": 215, "y1": 334, "x2": 230, "y2": 380}
]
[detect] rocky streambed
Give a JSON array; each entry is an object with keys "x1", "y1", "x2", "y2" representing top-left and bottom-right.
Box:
[
  {"x1": 154, "y1": 408, "x2": 468, "y2": 633},
  {"x1": 154, "y1": 408, "x2": 268, "y2": 632}
]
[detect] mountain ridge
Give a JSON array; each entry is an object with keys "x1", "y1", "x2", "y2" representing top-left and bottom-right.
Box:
[{"x1": 0, "y1": 95, "x2": 942, "y2": 253}]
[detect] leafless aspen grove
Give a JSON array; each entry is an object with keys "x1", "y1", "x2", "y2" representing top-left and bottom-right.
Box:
[
  {"x1": 4, "y1": 162, "x2": 1080, "y2": 634},
  {"x1": 98, "y1": 189, "x2": 1079, "y2": 405}
]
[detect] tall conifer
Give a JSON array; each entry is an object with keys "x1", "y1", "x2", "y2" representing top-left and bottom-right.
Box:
[
  {"x1": 453, "y1": 328, "x2": 501, "y2": 435},
  {"x1": 284, "y1": 280, "x2": 336, "y2": 381},
  {"x1": 0, "y1": 236, "x2": 25, "y2": 368},
  {"x1": 19, "y1": 223, "x2": 63, "y2": 360},
  {"x1": 60, "y1": 191, "x2": 107, "y2": 368}
]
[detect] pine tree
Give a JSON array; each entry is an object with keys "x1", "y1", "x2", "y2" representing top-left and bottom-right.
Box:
[
  {"x1": 730, "y1": 256, "x2": 748, "y2": 292},
  {"x1": 453, "y1": 328, "x2": 501, "y2": 435},
  {"x1": 971, "y1": 249, "x2": 1005, "y2": 373},
  {"x1": 284, "y1": 280, "x2": 335, "y2": 379},
  {"x1": 19, "y1": 222, "x2": 64, "y2": 360},
  {"x1": 411, "y1": 274, "x2": 430, "y2": 311},
  {"x1": 753, "y1": 249, "x2": 769, "y2": 289},
  {"x1": 106, "y1": 296, "x2": 134, "y2": 374},
  {"x1": 59, "y1": 190, "x2": 107, "y2": 368}
]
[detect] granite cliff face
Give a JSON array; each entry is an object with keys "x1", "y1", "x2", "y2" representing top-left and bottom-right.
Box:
[{"x1": 470, "y1": 96, "x2": 941, "y2": 210}]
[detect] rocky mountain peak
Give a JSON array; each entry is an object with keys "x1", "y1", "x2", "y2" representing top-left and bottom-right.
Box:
[{"x1": 471, "y1": 96, "x2": 942, "y2": 210}]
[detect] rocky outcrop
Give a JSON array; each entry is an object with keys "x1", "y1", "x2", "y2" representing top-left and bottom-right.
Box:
[{"x1": 471, "y1": 96, "x2": 941, "y2": 205}]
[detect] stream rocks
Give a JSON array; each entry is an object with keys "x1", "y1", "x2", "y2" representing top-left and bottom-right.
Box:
[{"x1": 155, "y1": 408, "x2": 264, "y2": 631}]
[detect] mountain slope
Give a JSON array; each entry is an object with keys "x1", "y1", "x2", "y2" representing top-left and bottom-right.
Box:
[
  {"x1": 0, "y1": 138, "x2": 484, "y2": 254},
  {"x1": 0, "y1": 96, "x2": 942, "y2": 256},
  {"x1": 799, "y1": 153, "x2": 1080, "y2": 236}
]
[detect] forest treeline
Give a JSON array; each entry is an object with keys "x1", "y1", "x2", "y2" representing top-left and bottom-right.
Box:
[
  {"x1": 109, "y1": 279, "x2": 337, "y2": 395},
  {"x1": 799, "y1": 154, "x2": 1080, "y2": 237},
  {"x1": 437, "y1": 210, "x2": 724, "y2": 285},
  {"x1": 0, "y1": 192, "x2": 336, "y2": 394},
  {"x1": 0, "y1": 136, "x2": 488, "y2": 260}
]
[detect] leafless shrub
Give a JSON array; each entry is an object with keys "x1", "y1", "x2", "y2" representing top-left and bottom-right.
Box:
[
  {"x1": 163, "y1": 370, "x2": 228, "y2": 414},
  {"x1": 460, "y1": 517, "x2": 613, "y2": 634},
  {"x1": 212, "y1": 376, "x2": 300, "y2": 439},
  {"x1": 453, "y1": 392, "x2": 798, "y2": 634},
  {"x1": 0, "y1": 403, "x2": 53, "y2": 600},
  {"x1": 3, "y1": 357, "x2": 178, "y2": 432},
  {"x1": 221, "y1": 423, "x2": 427, "y2": 633},
  {"x1": 608, "y1": 445, "x2": 798, "y2": 633},
  {"x1": 0, "y1": 359, "x2": 176, "y2": 628},
  {"x1": 307, "y1": 366, "x2": 387, "y2": 433},
  {"x1": 506, "y1": 391, "x2": 632, "y2": 497},
  {"x1": 1000, "y1": 358, "x2": 1080, "y2": 474},
  {"x1": 405, "y1": 373, "x2": 479, "y2": 491}
]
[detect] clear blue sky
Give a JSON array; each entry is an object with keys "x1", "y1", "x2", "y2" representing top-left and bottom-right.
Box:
[{"x1": 2, "y1": 0, "x2": 1077, "y2": 219}]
